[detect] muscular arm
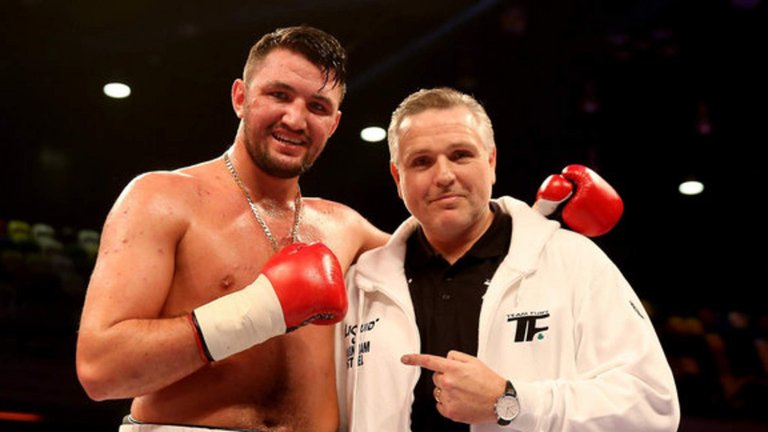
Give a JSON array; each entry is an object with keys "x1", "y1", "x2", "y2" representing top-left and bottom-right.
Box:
[
  {"x1": 339, "y1": 206, "x2": 391, "y2": 264},
  {"x1": 76, "y1": 173, "x2": 205, "y2": 401},
  {"x1": 350, "y1": 211, "x2": 390, "y2": 263},
  {"x1": 301, "y1": 198, "x2": 389, "y2": 266}
]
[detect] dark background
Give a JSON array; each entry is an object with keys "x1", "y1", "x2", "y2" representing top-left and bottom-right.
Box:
[{"x1": 1, "y1": 0, "x2": 766, "y2": 430}]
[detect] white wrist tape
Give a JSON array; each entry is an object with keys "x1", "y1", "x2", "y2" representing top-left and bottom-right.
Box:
[
  {"x1": 534, "y1": 195, "x2": 572, "y2": 217},
  {"x1": 192, "y1": 274, "x2": 287, "y2": 361}
]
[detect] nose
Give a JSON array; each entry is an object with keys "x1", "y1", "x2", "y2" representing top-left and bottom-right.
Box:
[
  {"x1": 434, "y1": 157, "x2": 456, "y2": 187},
  {"x1": 281, "y1": 99, "x2": 308, "y2": 131}
]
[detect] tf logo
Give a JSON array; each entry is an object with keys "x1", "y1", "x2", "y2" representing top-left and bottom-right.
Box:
[{"x1": 506, "y1": 311, "x2": 550, "y2": 342}]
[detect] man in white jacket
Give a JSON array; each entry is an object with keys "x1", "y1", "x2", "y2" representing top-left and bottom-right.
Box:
[{"x1": 336, "y1": 87, "x2": 680, "y2": 431}]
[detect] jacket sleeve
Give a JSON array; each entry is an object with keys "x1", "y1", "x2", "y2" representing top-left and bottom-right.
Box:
[{"x1": 510, "y1": 248, "x2": 680, "y2": 432}]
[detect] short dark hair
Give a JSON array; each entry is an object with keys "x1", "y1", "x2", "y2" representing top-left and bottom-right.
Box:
[{"x1": 243, "y1": 25, "x2": 347, "y2": 103}]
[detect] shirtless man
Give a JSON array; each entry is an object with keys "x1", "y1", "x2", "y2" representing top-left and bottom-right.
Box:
[{"x1": 75, "y1": 26, "x2": 389, "y2": 432}]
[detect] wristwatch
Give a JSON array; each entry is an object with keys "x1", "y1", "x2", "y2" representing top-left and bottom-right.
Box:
[{"x1": 494, "y1": 380, "x2": 520, "y2": 426}]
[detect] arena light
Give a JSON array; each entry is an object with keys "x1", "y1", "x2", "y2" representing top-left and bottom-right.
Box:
[
  {"x1": 103, "y1": 82, "x2": 131, "y2": 99},
  {"x1": 678, "y1": 180, "x2": 704, "y2": 196},
  {"x1": 360, "y1": 126, "x2": 386, "y2": 143}
]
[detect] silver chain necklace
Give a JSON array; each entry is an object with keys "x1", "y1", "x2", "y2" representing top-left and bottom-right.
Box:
[{"x1": 223, "y1": 152, "x2": 302, "y2": 252}]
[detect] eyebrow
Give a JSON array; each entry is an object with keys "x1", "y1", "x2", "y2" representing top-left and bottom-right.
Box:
[
  {"x1": 402, "y1": 142, "x2": 478, "y2": 160},
  {"x1": 266, "y1": 80, "x2": 337, "y2": 110},
  {"x1": 408, "y1": 142, "x2": 478, "y2": 154}
]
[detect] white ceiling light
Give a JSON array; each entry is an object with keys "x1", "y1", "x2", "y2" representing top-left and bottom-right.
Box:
[
  {"x1": 678, "y1": 180, "x2": 704, "y2": 196},
  {"x1": 360, "y1": 126, "x2": 386, "y2": 142},
  {"x1": 103, "y1": 82, "x2": 131, "y2": 99}
]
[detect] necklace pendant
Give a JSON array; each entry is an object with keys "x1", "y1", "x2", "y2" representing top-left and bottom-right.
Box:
[
  {"x1": 224, "y1": 152, "x2": 302, "y2": 252},
  {"x1": 276, "y1": 231, "x2": 299, "y2": 250}
]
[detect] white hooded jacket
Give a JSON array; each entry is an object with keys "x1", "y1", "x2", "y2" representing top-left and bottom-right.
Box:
[{"x1": 336, "y1": 196, "x2": 680, "y2": 432}]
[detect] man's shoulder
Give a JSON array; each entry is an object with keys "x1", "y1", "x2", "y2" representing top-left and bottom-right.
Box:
[
  {"x1": 301, "y1": 198, "x2": 389, "y2": 259},
  {"x1": 125, "y1": 159, "x2": 219, "y2": 196},
  {"x1": 133, "y1": 169, "x2": 193, "y2": 183},
  {"x1": 111, "y1": 165, "x2": 220, "y2": 221},
  {"x1": 123, "y1": 170, "x2": 198, "y2": 198},
  {"x1": 302, "y1": 197, "x2": 361, "y2": 220}
]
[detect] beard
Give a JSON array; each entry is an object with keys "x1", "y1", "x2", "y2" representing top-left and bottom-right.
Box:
[
  {"x1": 248, "y1": 145, "x2": 312, "y2": 178},
  {"x1": 244, "y1": 129, "x2": 320, "y2": 179}
]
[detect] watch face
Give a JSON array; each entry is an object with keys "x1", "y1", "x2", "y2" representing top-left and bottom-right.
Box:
[
  {"x1": 496, "y1": 395, "x2": 520, "y2": 421},
  {"x1": 496, "y1": 395, "x2": 520, "y2": 420}
]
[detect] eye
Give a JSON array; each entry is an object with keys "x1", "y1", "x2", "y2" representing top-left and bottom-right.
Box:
[
  {"x1": 450, "y1": 150, "x2": 474, "y2": 162},
  {"x1": 270, "y1": 91, "x2": 289, "y2": 101},
  {"x1": 309, "y1": 101, "x2": 329, "y2": 114},
  {"x1": 408, "y1": 156, "x2": 432, "y2": 169}
]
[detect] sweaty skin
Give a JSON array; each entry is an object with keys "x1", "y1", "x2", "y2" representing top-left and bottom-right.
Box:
[{"x1": 80, "y1": 160, "x2": 385, "y2": 430}]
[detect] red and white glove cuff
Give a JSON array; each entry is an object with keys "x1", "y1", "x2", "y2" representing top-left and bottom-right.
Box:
[{"x1": 189, "y1": 274, "x2": 286, "y2": 362}]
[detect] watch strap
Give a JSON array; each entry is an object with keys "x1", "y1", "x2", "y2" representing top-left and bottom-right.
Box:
[{"x1": 505, "y1": 379, "x2": 516, "y2": 397}]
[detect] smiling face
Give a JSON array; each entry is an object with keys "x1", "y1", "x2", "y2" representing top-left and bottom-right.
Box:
[
  {"x1": 390, "y1": 106, "x2": 497, "y2": 243},
  {"x1": 231, "y1": 48, "x2": 343, "y2": 179}
]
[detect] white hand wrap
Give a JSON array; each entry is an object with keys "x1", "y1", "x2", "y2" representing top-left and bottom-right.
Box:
[
  {"x1": 533, "y1": 197, "x2": 565, "y2": 217},
  {"x1": 191, "y1": 274, "x2": 287, "y2": 361}
]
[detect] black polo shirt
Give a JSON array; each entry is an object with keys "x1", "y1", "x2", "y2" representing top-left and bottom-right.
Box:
[{"x1": 405, "y1": 202, "x2": 512, "y2": 432}]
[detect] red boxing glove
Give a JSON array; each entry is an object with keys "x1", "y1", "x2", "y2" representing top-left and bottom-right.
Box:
[
  {"x1": 263, "y1": 242, "x2": 347, "y2": 328},
  {"x1": 532, "y1": 174, "x2": 574, "y2": 217},
  {"x1": 191, "y1": 242, "x2": 346, "y2": 362},
  {"x1": 533, "y1": 164, "x2": 623, "y2": 237}
]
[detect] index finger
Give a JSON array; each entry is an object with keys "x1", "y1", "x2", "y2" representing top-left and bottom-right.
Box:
[{"x1": 401, "y1": 353, "x2": 453, "y2": 373}]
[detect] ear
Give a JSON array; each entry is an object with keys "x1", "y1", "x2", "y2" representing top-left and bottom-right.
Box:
[
  {"x1": 489, "y1": 146, "x2": 497, "y2": 185},
  {"x1": 231, "y1": 79, "x2": 246, "y2": 118},
  {"x1": 389, "y1": 162, "x2": 403, "y2": 199},
  {"x1": 328, "y1": 110, "x2": 342, "y2": 137}
]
